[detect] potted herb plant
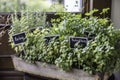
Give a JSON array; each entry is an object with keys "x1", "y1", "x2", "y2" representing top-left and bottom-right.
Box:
[{"x1": 9, "y1": 9, "x2": 120, "y2": 80}]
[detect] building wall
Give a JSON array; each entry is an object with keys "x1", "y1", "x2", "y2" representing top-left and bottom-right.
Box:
[
  {"x1": 93, "y1": 0, "x2": 111, "y2": 18},
  {"x1": 111, "y1": 0, "x2": 120, "y2": 28}
]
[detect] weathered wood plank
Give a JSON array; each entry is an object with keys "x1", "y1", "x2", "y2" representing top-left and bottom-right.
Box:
[
  {"x1": 0, "y1": 24, "x2": 11, "y2": 27},
  {"x1": 12, "y1": 56, "x2": 96, "y2": 80}
]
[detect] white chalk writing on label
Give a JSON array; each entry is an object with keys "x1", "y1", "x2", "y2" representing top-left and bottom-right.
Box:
[{"x1": 72, "y1": 38, "x2": 87, "y2": 43}]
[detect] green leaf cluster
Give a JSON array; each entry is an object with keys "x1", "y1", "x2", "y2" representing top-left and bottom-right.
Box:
[
  {"x1": 9, "y1": 10, "x2": 120, "y2": 75},
  {"x1": 50, "y1": 12, "x2": 120, "y2": 74},
  {"x1": 9, "y1": 12, "x2": 46, "y2": 52}
]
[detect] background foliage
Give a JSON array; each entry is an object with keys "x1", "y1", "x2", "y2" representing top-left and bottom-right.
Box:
[{"x1": 0, "y1": 0, "x2": 64, "y2": 12}]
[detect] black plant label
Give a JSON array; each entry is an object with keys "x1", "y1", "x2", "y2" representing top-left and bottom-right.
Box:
[
  {"x1": 12, "y1": 32, "x2": 27, "y2": 45},
  {"x1": 69, "y1": 37, "x2": 88, "y2": 48},
  {"x1": 44, "y1": 35, "x2": 59, "y2": 44}
]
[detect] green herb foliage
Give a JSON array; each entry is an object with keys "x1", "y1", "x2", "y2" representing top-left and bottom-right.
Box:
[
  {"x1": 9, "y1": 10, "x2": 120, "y2": 75},
  {"x1": 9, "y1": 12, "x2": 46, "y2": 53}
]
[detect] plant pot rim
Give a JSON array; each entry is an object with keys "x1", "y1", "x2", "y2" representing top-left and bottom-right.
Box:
[{"x1": 12, "y1": 55, "x2": 96, "y2": 80}]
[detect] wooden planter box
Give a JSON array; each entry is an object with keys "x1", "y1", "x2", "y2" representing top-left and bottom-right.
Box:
[{"x1": 12, "y1": 56, "x2": 96, "y2": 80}]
